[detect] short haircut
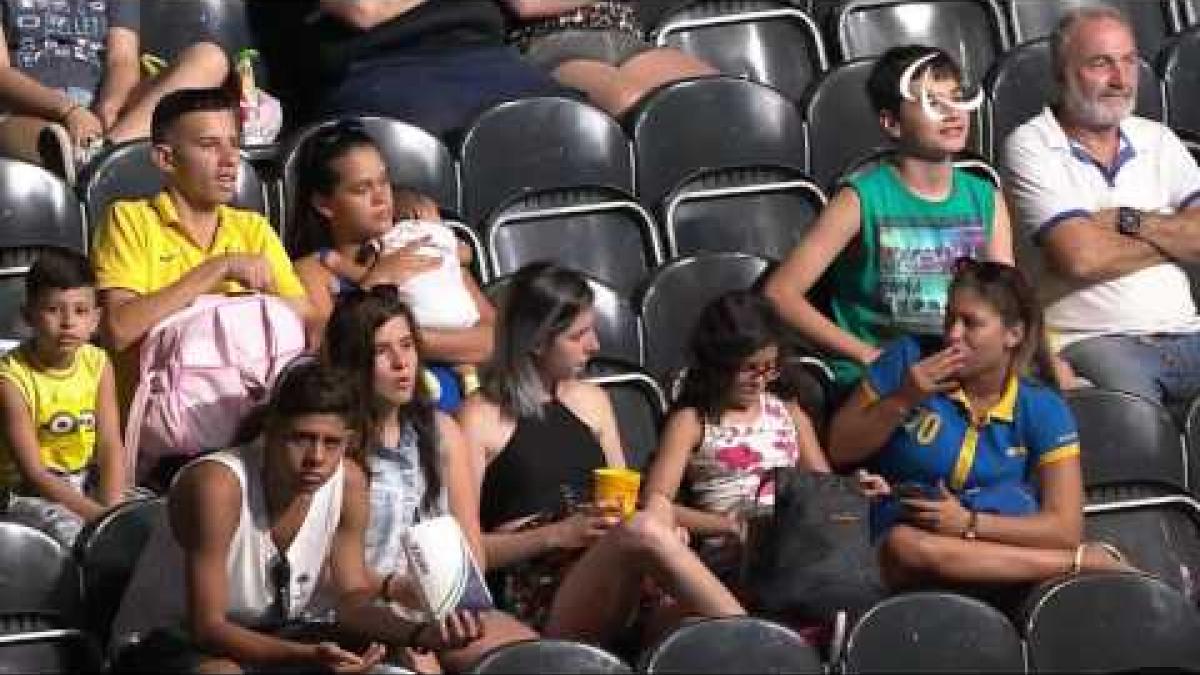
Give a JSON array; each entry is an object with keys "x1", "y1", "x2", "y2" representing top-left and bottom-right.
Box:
[
  {"x1": 264, "y1": 360, "x2": 365, "y2": 436},
  {"x1": 150, "y1": 87, "x2": 239, "y2": 144},
  {"x1": 25, "y1": 247, "x2": 95, "y2": 302},
  {"x1": 866, "y1": 45, "x2": 964, "y2": 116},
  {"x1": 1050, "y1": 5, "x2": 1135, "y2": 81}
]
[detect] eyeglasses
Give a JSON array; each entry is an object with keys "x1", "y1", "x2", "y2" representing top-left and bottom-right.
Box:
[
  {"x1": 736, "y1": 360, "x2": 781, "y2": 381},
  {"x1": 270, "y1": 554, "x2": 292, "y2": 626}
]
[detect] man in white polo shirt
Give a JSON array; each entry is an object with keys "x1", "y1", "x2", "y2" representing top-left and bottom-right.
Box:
[{"x1": 1004, "y1": 5, "x2": 1200, "y2": 406}]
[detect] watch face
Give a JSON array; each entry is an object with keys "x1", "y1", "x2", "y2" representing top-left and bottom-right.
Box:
[{"x1": 1117, "y1": 207, "x2": 1141, "y2": 236}]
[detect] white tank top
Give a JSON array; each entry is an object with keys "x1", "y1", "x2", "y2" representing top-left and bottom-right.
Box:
[{"x1": 110, "y1": 442, "x2": 345, "y2": 645}]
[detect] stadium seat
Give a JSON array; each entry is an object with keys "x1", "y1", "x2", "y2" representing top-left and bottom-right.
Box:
[
  {"x1": 279, "y1": 116, "x2": 462, "y2": 254},
  {"x1": 485, "y1": 274, "x2": 644, "y2": 367},
  {"x1": 652, "y1": 0, "x2": 829, "y2": 103},
  {"x1": 139, "y1": 0, "x2": 263, "y2": 80},
  {"x1": 658, "y1": 165, "x2": 826, "y2": 261},
  {"x1": 1159, "y1": 25, "x2": 1200, "y2": 139},
  {"x1": 74, "y1": 499, "x2": 163, "y2": 646},
  {"x1": 0, "y1": 521, "x2": 82, "y2": 624},
  {"x1": 1182, "y1": 394, "x2": 1200, "y2": 494},
  {"x1": 639, "y1": 252, "x2": 771, "y2": 383},
  {"x1": 638, "y1": 616, "x2": 823, "y2": 674},
  {"x1": 984, "y1": 37, "x2": 1164, "y2": 160},
  {"x1": 1064, "y1": 388, "x2": 1186, "y2": 493},
  {"x1": 803, "y1": 58, "x2": 891, "y2": 190},
  {"x1": 1003, "y1": 0, "x2": 1183, "y2": 62},
  {"x1": 0, "y1": 623, "x2": 102, "y2": 673},
  {"x1": 841, "y1": 591, "x2": 1025, "y2": 673},
  {"x1": 627, "y1": 76, "x2": 808, "y2": 209},
  {"x1": 459, "y1": 97, "x2": 635, "y2": 226},
  {"x1": 585, "y1": 362, "x2": 669, "y2": 470},
  {"x1": 79, "y1": 140, "x2": 268, "y2": 236},
  {"x1": 469, "y1": 639, "x2": 631, "y2": 674},
  {"x1": 1020, "y1": 572, "x2": 1200, "y2": 673},
  {"x1": 829, "y1": 0, "x2": 1009, "y2": 86},
  {"x1": 484, "y1": 186, "x2": 664, "y2": 298},
  {"x1": 1185, "y1": 0, "x2": 1200, "y2": 26},
  {"x1": 1083, "y1": 486, "x2": 1200, "y2": 596}
]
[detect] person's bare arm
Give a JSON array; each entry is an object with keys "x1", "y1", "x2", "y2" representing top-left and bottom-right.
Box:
[
  {"x1": 92, "y1": 361, "x2": 127, "y2": 505},
  {"x1": 502, "y1": 0, "x2": 600, "y2": 19},
  {"x1": 764, "y1": 188, "x2": 879, "y2": 367},
  {"x1": 0, "y1": 29, "x2": 82, "y2": 121},
  {"x1": 965, "y1": 457, "x2": 1083, "y2": 550},
  {"x1": 438, "y1": 412, "x2": 487, "y2": 569},
  {"x1": 643, "y1": 408, "x2": 741, "y2": 537},
  {"x1": 94, "y1": 27, "x2": 140, "y2": 130},
  {"x1": 986, "y1": 189, "x2": 1015, "y2": 264},
  {"x1": 295, "y1": 258, "x2": 335, "y2": 351},
  {"x1": 0, "y1": 379, "x2": 106, "y2": 521},
  {"x1": 1038, "y1": 210, "x2": 1166, "y2": 284},
  {"x1": 419, "y1": 269, "x2": 496, "y2": 365},
  {"x1": 1137, "y1": 207, "x2": 1200, "y2": 264},
  {"x1": 784, "y1": 402, "x2": 830, "y2": 473},
  {"x1": 320, "y1": 0, "x2": 423, "y2": 29}
]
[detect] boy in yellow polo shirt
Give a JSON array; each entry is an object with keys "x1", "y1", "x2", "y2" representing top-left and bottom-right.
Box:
[
  {"x1": 0, "y1": 249, "x2": 127, "y2": 546},
  {"x1": 91, "y1": 87, "x2": 311, "y2": 414}
]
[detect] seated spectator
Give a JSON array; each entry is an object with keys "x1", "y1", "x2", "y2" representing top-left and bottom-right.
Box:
[
  {"x1": 828, "y1": 260, "x2": 1130, "y2": 589},
  {"x1": 323, "y1": 288, "x2": 536, "y2": 672},
  {"x1": 313, "y1": 0, "x2": 570, "y2": 139},
  {"x1": 458, "y1": 262, "x2": 744, "y2": 646},
  {"x1": 0, "y1": 0, "x2": 229, "y2": 174},
  {"x1": 502, "y1": 0, "x2": 717, "y2": 116},
  {"x1": 1004, "y1": 6, "x2": 1200, "y2": 407},
  {"x1": 91, "y1": 87, "x2": 310, "y2": 412},
  {"x1": 110, "y1": 361, "x2": 485, "y2": 672},
  {"x1": 765, "y1": 46, "x2": 1013, "y2": 397},
  {"x1": 293, "y1": 122, "x2": 494, "y2": 413},
  {"x1": 0, "y1": 248, "x2": 127, "y2": 547},
  {"x1": 643, "y1": 290, "x2": 830, "y2": 582}
]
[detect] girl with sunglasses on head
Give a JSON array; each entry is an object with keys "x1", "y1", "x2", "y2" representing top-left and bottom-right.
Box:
[
  {"x1": 828, "y1": 260, "x2": 1132, "y2": 590},
  {"x1": 293, "y1": 121, "x2": 495, "y2": 413}
]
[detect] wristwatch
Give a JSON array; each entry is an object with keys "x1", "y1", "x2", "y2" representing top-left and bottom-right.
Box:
[
  {"x1": 962, "y1": 510, "x2": 979, "y2": 540},
  {"x1": 1116, "y1": 206, "x2": 1143, "y2": 237}
]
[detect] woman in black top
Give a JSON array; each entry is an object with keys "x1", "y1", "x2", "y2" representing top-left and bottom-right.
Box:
[{"x1": 458, "y1": 262, "x2": 744, "y2": 645}]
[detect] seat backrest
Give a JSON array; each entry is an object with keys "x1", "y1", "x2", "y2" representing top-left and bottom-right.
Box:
[
  {"x1": 485, "y1": 274, "x2": 643, "y2": 367},
  {"x1": 485, "y1": 187, "x2": 664, "y2": 298},
  {"x1": 585, "y1": 364, "x2": 668, "y2": 471},
  {"x1": 0, "y1": 628, "x2": 102, "y2": 672},
  {"x1": 1084, "y1": 487, "x2": 1200, "y2": 596},
  {"x1": 0, "y1": 521, "x2": 81, "y2": 622},
  {"x1": 1065, "y1": 388, "x2": 1186, "y2": 492},
  {"x1": 74, "y1": 498, "x2": 164, "y2": 644},
  {"x1": 802, "y1": 58, "x2": 891, "y2": 190},
  {"x1": 138, "y1": 0, "x2": 263, "y2": 80},
  {"x1": 280, "y1": 116, "x2": 462, "y2": 254},
  {"x1": 1159, "y1": 25, "x2": 1200, "y2": 139},
  {"x1": 833, "y1": 0, "x2": 1009, "y2": 86},
  {"x1": 469, "y1": 639, "x2": 631, "y2": 674},
  {"x1": 639, "y1": 252, "x2": 771, "y2": 382},
  {"x1": 460, "y1": 97, "x2": 634, "y2": 226},
  {"x1": 79, "y1": 140, "x2": 267, "y2": 237},
  {"x1": 628, "y1": 76, "x2": 808, "y2": 208},
  {"x1": 1186, "y1": 0, "x2": 1200, "y2": 27},
  {"x1": 985, "y1": 37, "x2": 1164, "y2": 159},
  {"x1": 661, "y1": 165, "x2": 826, "y2": 261},
  {"x1": 842, "y1": 591, "x2": 1026, "y2": 673},
  {"x1": 639, "y1": 616, "x2": 823, "y2": 674},
  {"x1": 1004, "y1": 0, "x2": 1181, "y2": 62},
  {"x1": 653, "y1": 0, "x2": 828, "y2": 102},
  {"x1": 1022, "y1": 572, "x2": 1200, "y2": 673},
  {"x1": 0, "y1": 159, "x2": 86, "y2": 252}
]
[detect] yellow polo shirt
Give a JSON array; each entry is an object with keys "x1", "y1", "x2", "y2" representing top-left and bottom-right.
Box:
[{"x1": 91, "y1": 192, "x2": 305, "y2": 299}]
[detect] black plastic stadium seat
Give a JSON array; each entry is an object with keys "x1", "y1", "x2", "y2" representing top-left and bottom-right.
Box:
[
  {"x1": 830, "y1": 0, "x2": 1009, "y2": 86},
  {"x1": 659, "y1": 165, "x2": 826, "y2": 261},
  {"x1": 585, "y1": 363, "x2": 669, "y2": 471},
  {"x1": 984, "y1": 37, "x2": 1164, "y2": 160},
  {"x1": 79, "y1": 140, "x2": 268, "y2": 236},
  {"x1": 279, "y1": 116, "x2": 462, "y2": 253},
  {"x1": 1064, "y1": 388, "x2": 1186, "y2": 493},
  {"x1": 627, "y1": 76, "x2": 809, "y2": 209},
  {"x1": 484, "y1": 186, "x2": 665, "y2": 298},
  {"x1": 639, "y1": 252, "x2": 771, "y2": 383},
  {"x1": 652, "y1": 0, "x2": 829, "y2": 103},
  {"x1": 1020, "y1": 572, "x2": 1200, "y2": 673},
  {"x1": 1003, "y1": 0, "x2": 1183, "y2": 63},
  {"x1": 639, "y1": 616, "x2": 823, "y2": 674},
  {"x1": 74, "y1": 499, "x2": 163, "y2": 647},
  {"x1": 1083, "y1": 486, "x2": 1200, "y2": 596},
  {"x1": 1159, "y1": 25, "x2": 1200, "y2": 140},
  {"x1": 802, "y1": 58, "x2": 890, "y2": 190},
  {"x1": 842, "y1": 591, "x2": 1025, "y2": 673},
  {"x1": 0, "y1": 623, "x2": 102, "y2": 674},
  {"x1": 1186, "y1": 0, "x2": 1200, "y2": 27},
  {"x1": 485, "y1": 274, "x2": 644, "y2": 367},
  {"x1": 0, "y1": 521, "x2": 82, "y2": 625},
  {"x1": 469, "y1": 639, "x2": 631, "y2": 674},
  {"x1": 459, "y1": 97, "x2": 635, "y2": 226}
]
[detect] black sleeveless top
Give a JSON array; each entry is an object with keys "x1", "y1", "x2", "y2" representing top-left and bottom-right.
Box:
[{"x1": 480, "y1": 400, "x2": 608, "y2": 531}]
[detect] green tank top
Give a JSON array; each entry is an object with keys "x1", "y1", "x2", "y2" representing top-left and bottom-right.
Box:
[{"x1": 826, "y1": 163, "x2": 995, "y2": 389}]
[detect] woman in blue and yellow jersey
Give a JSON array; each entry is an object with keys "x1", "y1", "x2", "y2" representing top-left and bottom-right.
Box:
[{"x1": 829, "y1": 259, "x2": 1131, "y2": 589}]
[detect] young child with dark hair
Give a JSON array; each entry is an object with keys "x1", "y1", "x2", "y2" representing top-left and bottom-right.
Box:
[{"x1": 0, "y1": 247, "x2": 127, "y2": 546}]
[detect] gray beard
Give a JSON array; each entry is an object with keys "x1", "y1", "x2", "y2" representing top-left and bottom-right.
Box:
[{"x1": 1061, "y1": 85, "x2": 1136, "y2": 129}]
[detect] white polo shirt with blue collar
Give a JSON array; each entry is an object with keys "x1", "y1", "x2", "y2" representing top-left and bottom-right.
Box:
[{"x1": 1004, "y1": 107, "x2": 1200, "y2": 349}]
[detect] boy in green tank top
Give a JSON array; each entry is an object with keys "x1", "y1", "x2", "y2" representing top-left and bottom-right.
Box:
[{"x1": 766, "y1": 45, "x2": 1014, "y2": 395}]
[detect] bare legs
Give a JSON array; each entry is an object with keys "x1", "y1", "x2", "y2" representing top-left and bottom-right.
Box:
[
  {"x1": 551, "y1": 47, "x2": 718, "y2": 117},
  {"x1": 106, "y1": 41, "x2": 230, "y2": 143}
]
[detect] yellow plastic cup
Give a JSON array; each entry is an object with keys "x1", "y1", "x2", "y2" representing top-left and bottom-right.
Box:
[{"x1": 593, "y1": 468, "x2": 641, "y2": 518}]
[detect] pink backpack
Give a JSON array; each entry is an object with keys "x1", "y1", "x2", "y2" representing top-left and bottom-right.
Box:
[{"x1": 124, "y1": 294, "x2": 306, "y2": 483}]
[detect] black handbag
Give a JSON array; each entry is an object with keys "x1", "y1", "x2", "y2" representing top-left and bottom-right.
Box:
[{"x1": 744, "y1": 469, "x2": 886, "y2": 622}]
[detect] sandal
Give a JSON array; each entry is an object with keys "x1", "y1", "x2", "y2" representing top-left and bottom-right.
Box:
[{"x1": 1071, "y1": 541, "x2": 1128, "y2": 575}]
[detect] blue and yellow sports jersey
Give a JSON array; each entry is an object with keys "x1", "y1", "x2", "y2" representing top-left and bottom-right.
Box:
[{"x1": 863, "y1": 337, "x2": 1080, "y2": 494}]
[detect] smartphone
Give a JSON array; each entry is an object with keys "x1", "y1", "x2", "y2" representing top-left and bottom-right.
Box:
[{"x1": 895, "y1": 481, "x2": 940, "y2": 500}]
